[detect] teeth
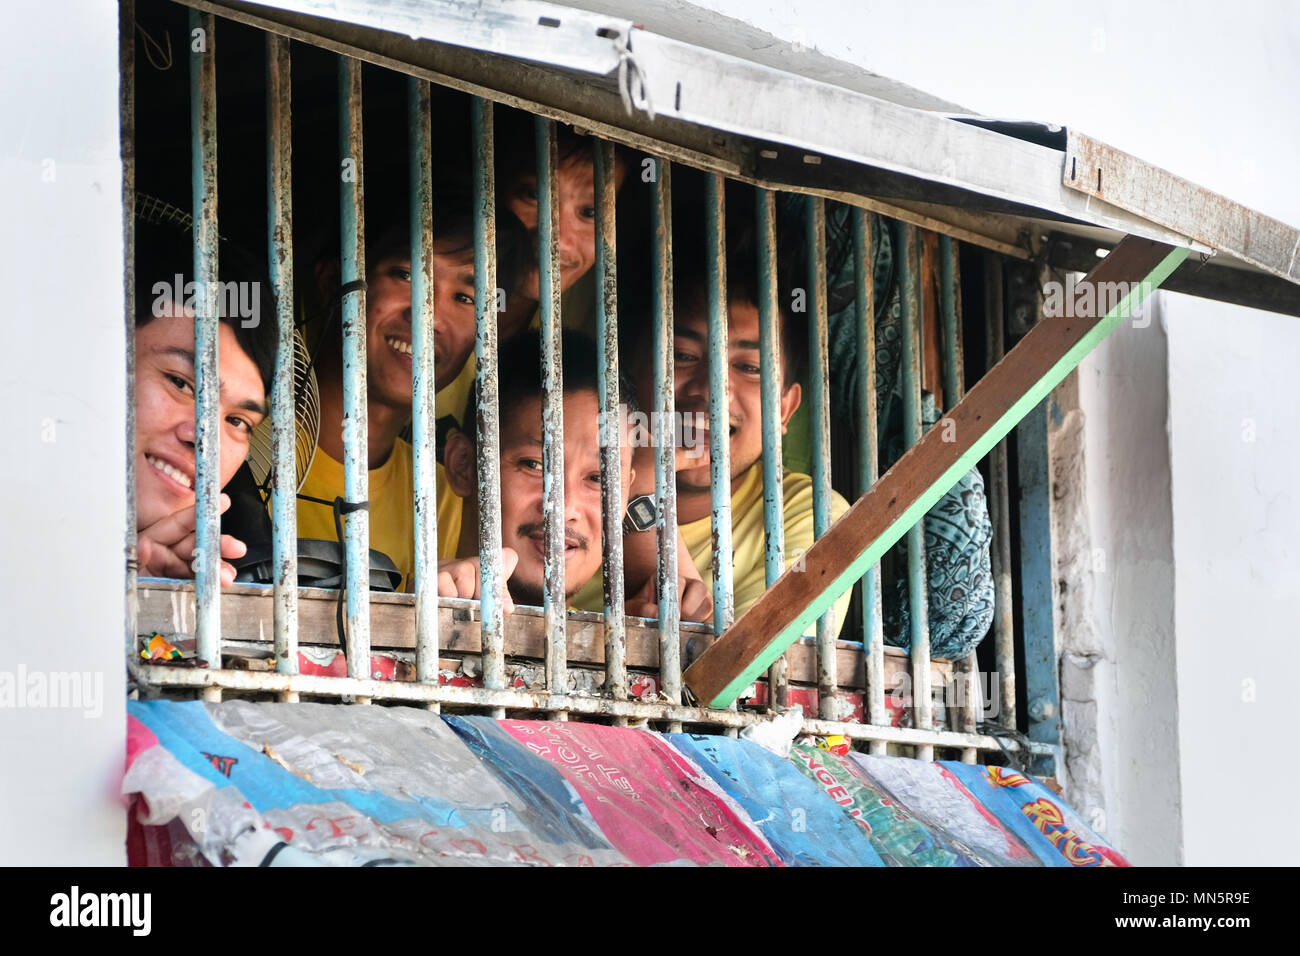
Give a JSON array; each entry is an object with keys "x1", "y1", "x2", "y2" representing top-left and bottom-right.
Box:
[
  {"x1": 386, "y1": 336, "x2": 413, "y2": 356},
  {"x1": 146, "y1": 454, "x2": 192, "y2": 489}
]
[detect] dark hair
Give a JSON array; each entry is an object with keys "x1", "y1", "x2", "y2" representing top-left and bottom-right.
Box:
[
  {"x1": 463, "y1": 329, "x2": 638, "y2": 440},
  {"x1": 364, "y1": 190, "x2": 530, "y2": 302},
  {"x1": 495, "y1": 107, "x2": 599, "y2": 187},
  {"x1": 133, "y1": 211, "x2": 277, "y2": 396}
]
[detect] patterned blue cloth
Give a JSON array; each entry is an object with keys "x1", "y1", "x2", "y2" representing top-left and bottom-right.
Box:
[{"x1": 779, "y1": 197, "x2": 995, "y2": 660}]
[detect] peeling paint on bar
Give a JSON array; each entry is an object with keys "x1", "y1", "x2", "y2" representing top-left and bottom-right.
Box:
[
  {"x1": 338, "y1": 55, "x2": 371, "y2": 683},
  {"x1": 122, "y1": 0, "x2": 138, "y2": 671},
  {"x1": 984, "y1": 252, "x2": 1017, "y2": 728},
  {"x1": 706, "y1": 173, "x2": 734, "y2": 635},
  {"x1": 535, "y1": 115, "x2": 567, "y2": 713},
  {"x1": 409, "y1": 76, "x2": 439, "y2": 695},
  {"x1": 806, "y1": 197, "x2": 836, "y2": 719},
  {"x1": 126, "y1": 658, "x2": 1052, "y2": 755},
  {"x1": 852, "y1": 207, "x2": 888, "y2": 753},
  {"x1": 190, "y1": 8, "x2": 222, "y2": 699},
  {"x1": 594, "y1": 139, "x2": 628, "y2": 726},
  {"x1": 651, "y1": 157, "x2": 681, "y2": 727},
  {"x1": 471, "y1": 96, "x2": 506, "y2": 717},
  {"x1": 899, "y1": 222, "x2": 934, "y2": 759},
  {"x1": 755, "y1": 186, "x2": 787, "y2": 710},
  {"x1": 267, "y1": 34, "x2": 299, "y2": 694},
  {"x1": 939, "y1": 234, "x2": 978, "y2": 762}
]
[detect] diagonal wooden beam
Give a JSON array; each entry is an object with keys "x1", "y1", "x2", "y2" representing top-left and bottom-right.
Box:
[{"x1": 684, "y1": 236, "x2": 1189, "y2": 709}]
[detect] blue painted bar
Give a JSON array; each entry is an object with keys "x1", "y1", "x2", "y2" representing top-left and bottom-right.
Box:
[
  {"x1": 338, "y1": 56, "x2": 370, "y2": 682},
  {"x1": 755, "y1": 187, "x2": 786, "y2": 709},
  {"x1": 471, "y1": 97, "x2": 506, "y2": 713},
  {"x1": 408, "y1": 76, "x2": 438, "y2": 689},
  {"x1": 123, "y1": 0, "x2": 138, "y2": 668},
  {"x1": 190, "y1": 8, "x2": 221, "y2": 683},
  {"x1": 805, "y1": 197, "x2": 836, "y2": 718},
  {"x1": 534, "y1": 115, "x2": 568, "y2": 704},
  {"x1": 650, "y1": 157, "x2": 681, "y2": 716},
  {"x1": 852, "y1": 208, "x2": 887, "y2": 747},
  {"x1": 898, "y1": 222, "x2": 933, "y2": 756},
  {"x1": 267, "y1": 34, "x2": 298, "y2": 686},
  {"x1": 938, "y1": 234, "x2": 978, "y2": 759},
  {"x1": 939, "y1": 235, "x2": 963, "y2": 410},
  {"x1": 593, "y1": 140, "x2": 627, "y2": 722},
  {"x1": 705, "y1": 173, "x2": 734, "y2": 634},
  {"x1": 1018, "y1": 396, "x2": 1059, "y2": 775}
]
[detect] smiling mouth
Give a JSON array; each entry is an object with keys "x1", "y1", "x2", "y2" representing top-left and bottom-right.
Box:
[
  {"x1": 526, "y1": 532, "x2": 586, "y2": 559},
  {"x1": 145, "y1": 453, "x2": 193, "y2": 490},
  {"x1": 385, "y1": 336, "x2": 412, "y2": 356}
]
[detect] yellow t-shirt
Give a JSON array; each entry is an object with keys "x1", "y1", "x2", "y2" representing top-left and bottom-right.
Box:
[
  {"x1": 296, "y1": 441, "x2": 462, "y2": 591},
  {"x1": 571, "y1": 465, "x2": 852, "y2": 638},
  {"x1": 679, "y1": 465, "x2": 852, "y2": 639}
]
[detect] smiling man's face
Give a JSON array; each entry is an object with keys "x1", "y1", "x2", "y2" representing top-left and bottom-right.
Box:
[
  {"x1": 495, "y1": 389, "x2": 634, "y2": 605},
  {"x1": 666, "y1": 295, "x2": 801, "y2": 495},
  {"x1": 365, "y1": 246, "x2": 481, "y2": 400},
  {"x1": 506, "y1": 152, "x2": 618, "y2": 301},
  {"x1": 134, "y1": 310, "x2": 267, "y2": 529}
]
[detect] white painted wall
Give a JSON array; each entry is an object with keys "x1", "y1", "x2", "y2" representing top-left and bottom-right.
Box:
[
  {"x1": 0, "y1": 1, "x2": 127, "y2": 864},
  {"x1": 680, "y1": 0, "x2": 1300, "y2": 863}
]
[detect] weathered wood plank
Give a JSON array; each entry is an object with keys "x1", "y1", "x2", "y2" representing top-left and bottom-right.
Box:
[
  {"x1": 135, "y1": 581, "x2": 948, "y2": 692},
  {"x1": 683, "y1": 236, "x2": 1189, "y2": 708}
]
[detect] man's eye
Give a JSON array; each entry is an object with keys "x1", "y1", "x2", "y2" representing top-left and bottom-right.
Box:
[
  {"x1": 579, "y1": 205, "x2": 597, "y2": 221},
  {"x1": 520, "y1": 457, "x2": 543, "y2": 472},
  {"x1": 388, "y1": 266, "x2": 412, "y2": 283},
  {"x1": 517, "y1": 183, "x2": 538, "y2": 203},
  {"x1": 226, "y1": 416, "x2": 254, "y2": 435},
  {"x1": 734, "y1": 362, "x2": 761, "y2": 375},
  {"x1": 453, "y1": 291, "x2": 475, "y2": 306},
  {"x1": 674, "y1": 349, "x2": 698, "y2": 364},
  {"x1": 167, "y1": 374, "x2": 195, "y2": 397}
]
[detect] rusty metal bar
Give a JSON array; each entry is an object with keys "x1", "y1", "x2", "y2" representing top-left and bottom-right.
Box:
[
  {"x1": 122, "y1": 0, "x2": 138, "y2": 670},
  {"x1": 267, "y1": 34, "x2": 299, "y2": 700},
  {"x1": 651, "y1": 156, "x2": 681, "y2": 728},
  {"x1": 593, "y1": 139, "x2": 627, "y2": 726},
  {"x1": 338, "y1": 55, "x2": 371, "y2": 686},
  {"x1": 705, "y1": 173, "x2": 734, "y2": 633},
  {"x1": 755, "y1": 186, "x2": 787, "y2": 710},
  {"x1": 409, "y1": 75, "x2": 439, "y2": 701},
  {"x1": 535, "y1": 115, "x2": 568, "y2": 714},
  {"x1": 939, "y1": 234, "x2": 978, "y2": 761},
  {"x1": 190, "y1": 8, "x2": 222, "y2": 699},
  {"x1": 899, "y1": 222, "x2": 933, "y2": 759},
  {"x1": 127, "y1": 657, "x2": 1052, "y2": 755},
  {"x1": 471, "y1": 96, "x2": 506, "y2": 718},
  {"x1": 853, "y1": 208, "x2": 887, "y2": 754},
  {"x1": 984, "y1": 252, "x2": 1017, "y2": 728},
  {"x1": 806, "y1": 197, "x2": 837, "y2": 719}
]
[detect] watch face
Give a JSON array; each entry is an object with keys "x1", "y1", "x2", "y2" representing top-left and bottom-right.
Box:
[{"x1": 625, "y1": 494, "x2": 657, "y2": 532}]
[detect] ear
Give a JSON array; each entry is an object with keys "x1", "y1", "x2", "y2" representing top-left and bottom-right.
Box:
[
  {"x1": 779, "y1": 382, "x2": 802, "y2": 433},
  {"x1": 443, "y1": 428, "x2": 476, "y2": 498},
  {"x1": 314, "y1": 258, "x2": 341, "y2": 307}
]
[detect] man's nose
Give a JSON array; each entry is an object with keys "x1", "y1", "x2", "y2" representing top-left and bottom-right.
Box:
[
  {"x1": 677, "y1": 359, "x2": 709, "y2": 407},
  {"x1": 176, "y1": 417, "x2": 197, "y2": 447},
  {"x1": 556, "y1": 217, "x2": 585, "y2": 268}
]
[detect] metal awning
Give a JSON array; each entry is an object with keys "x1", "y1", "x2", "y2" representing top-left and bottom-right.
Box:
[{"x1": 188, "y1": 0, "x2": 1300, "y2": 315}]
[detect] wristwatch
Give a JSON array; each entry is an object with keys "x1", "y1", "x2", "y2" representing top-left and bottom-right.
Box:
[{"x1": 623, "y1": 494, "x2": 657, "y2": 533}]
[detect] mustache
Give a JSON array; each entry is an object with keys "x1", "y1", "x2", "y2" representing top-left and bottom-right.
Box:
[{"x1": 517, "y1": 523, "x2": 589, "y2": 551}]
